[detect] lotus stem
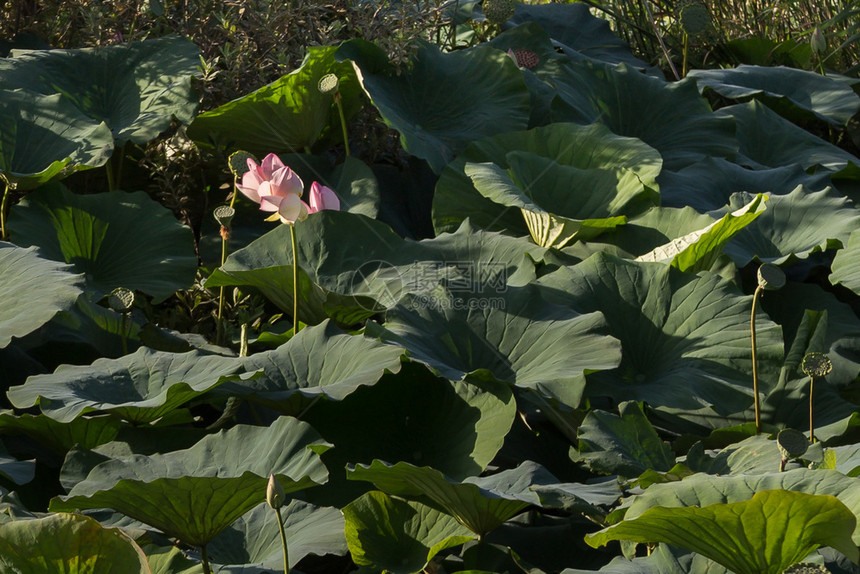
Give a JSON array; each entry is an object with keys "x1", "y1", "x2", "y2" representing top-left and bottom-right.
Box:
[
  {"x1": 290, "y1": 223, "x2": 300, "y2": 335},
  {"x1": 276, "y1": 505, "x2": 290, "y2": 574},
  {"x1": 200, "y1": 544, "x2": 212, "y2": 574},
  {"x1": 334, "y1": 93, "x2": 351, "y2": 157},
  {"x1": 641, "y1": 0, "x2": 680, "y2": 80},
  {"x1": 120, "y1": 313, "x2": 129, "y2": 355},
  {"x1": 105, "y1": 158, "x2": 116, "y2": 192},
  {"x1": 1, "y1": 179, "x2": 9, "y2": 241},
  {"x1": 809, "y1": 375, "x2": 815, "y2": 443},
  {"x1": 751, "y1": 284, "x2": 764, "y2": 434},
  {"x1": 217, "y1": 234, "x2": 228, "y2": 345}
]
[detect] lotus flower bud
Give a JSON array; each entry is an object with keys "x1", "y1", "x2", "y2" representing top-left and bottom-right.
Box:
[
  {"x1": 266, "y1": 474, "x2": 284, "y2": 509},
  {"x1": 757, "y1": 263, "x2": 785, "y2": 291},
  {"x1": 810, "y1": 27, "x2": 826, "y2": 55}
]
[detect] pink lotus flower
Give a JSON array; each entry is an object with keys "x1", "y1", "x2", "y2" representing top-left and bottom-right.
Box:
[
  {"x1": 237, "y1": 153, "x2": 307, "y2": 224},
  {"x1": 307, "y1": 181, "x2": 340, "y2": 213}
]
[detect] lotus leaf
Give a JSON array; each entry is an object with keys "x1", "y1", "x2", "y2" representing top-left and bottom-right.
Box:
[
  {"x1": 0, "y1": 243, "x2": 83, "y2": 349},
  {"x1": 831, "y1": 229, "x2": 860, "y2": 297},
  {"x1": 0, "y1": 35, "x2": 200, "y2": 145},
  {"x1": 50, "y1": 417, "x2": 330, "y2": 546},
  {"x1": 144, "y1": 545, "x2": 205, "y2": 574}
]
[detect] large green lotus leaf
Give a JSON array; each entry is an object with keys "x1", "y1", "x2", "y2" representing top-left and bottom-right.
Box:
[
  {"x1": 144, "y1": 545, "x2": 204, "y2": 574},
  {"x1": 0, "y1": 35, "x2": 199, "y2": 145},
  {"x1": 0, "y1": 411, "x2": 122, "y2": 456},
  {"x1": 335, "y1": 39, "x2": 531, "y2": 172},
  {"x1": 207, "y1": 211, "x2": 553, "y2": 325},
  {"x1": 684, "y1": 435, "x2": 784, "y2": 476},
  {"x1": 0, "y1": 443, "x2": 34, "y2": 485},
  {"x1": 831, "y1": 229, "x2": 860, "y2": 297},
  {"x1": 50, "y1": 417, "x2": 330, "y2": 547},
  {"x1": 537, "y1": 253, "x2": 784, "y2": 431},
  {"x1": 348, "y1": 460, "x2": 554, "y2": 536},
  {"x1": 549, "y1": 61, "x2": 737, "y2": 171},
  {"x1": 433, "y1": 122, "x2": 663, "y2": 234},
  {"x1": 564, "y1": 542, "x2": 731, "y2": 573},
  {"x1": 216, "y1": 320, "x2": 403, "y2": 414},
  {"x1": 508, "y1": 2, "x2": 659, "y2": 73},
  {"x1": 343, "y1": 490, "x2": 473, "y2": 574},
  {"x1": 188, "y1": 46, "x2": 361, "y2": 155},
  {"x1": 7, "y1": 347, "x2": 253, "y2": 424},
  {"x1": 721, "y1": 187, "x2": 860, "y2": 265},
  {"x1": 658, "y1": 156, "x2": 831, "y2": 212},
  {"x1": 0, "y1": 90, "x2": 113, "y2": 189},
  {"x1": 0, "y1": 513, "x2": 149, "y2": 573},
  {"x1": 635, "y1": 193, "x2": 767, "y2": 272},
  {"x1": 207, "y1": 500, "x2": 347, "y2": 570},
  {"x1": 688, "y1": 65, "x2": 860, "y2": 125},
  {"x1": 575, "y1": 401, "x2": 675, "y2": 478},
  {"x1": 587, "y1": 489, "x2": 859, "y2": 574},
  {"x1": 0, "y1": 243, "x2": 83, "y2": 348},
  {"x1": 366, "y1": 283, "x2": 621, "y2": 409},
  {"x1": 9, "y1": 185, "x2": 197, "y2": 302},
  {"x1": 717, "y1": 101, "x2": 860, "y2": 172},
  {"x1": 303, "y1": 363, "x2": 515, "y2": 487}
]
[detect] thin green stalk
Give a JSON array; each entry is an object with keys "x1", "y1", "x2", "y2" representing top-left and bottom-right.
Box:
[
  {"x1": 114, "y1": 144, "x2": 125, "y2": 190},
  {"x1": 201, "y1": 544, "x2": 212, "y2": 574},
  {"x1": 809, "y1": 375, "x2": 816, "y2": 443},
  {"x1": 275, "y1": 506, "x2": 290, "y2": 574},
  {"x1": 334, "y1": 94, "x2": 351, "y2": 157},
  {"x1": 641, "y1": 0, "x2": 681, "y2": 80},
  {"x1": 751, "y1": 284, "x2": 764, "y2": 434},
  {"x1": 217, "y1": 235, "x2": 228, "y2": 345},
  {"x1": 290, "y1": 223, "x2": 300, "y2": 335},
  {"x1": 1, "y1": 179, "x2": 9, "y2": 241},
  {"x1": 105, "y1": 158, "x2": 116, "y2": 192},
  {"x1": 120, "y1": 313, "x2": 129, "y2": 355}
]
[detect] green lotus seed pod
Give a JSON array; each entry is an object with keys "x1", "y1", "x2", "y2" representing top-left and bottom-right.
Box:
[
  {"x1": 213, "y1": 205, "x2": 235, "y2": 227},
  {"x1": 318, "y1": 73, "x2": 339, "y2": 95},
  {"x1": 228, "y1": 150, "x2": 257, "y2": 180},
  {"x1": 802, "y1": 352, "x2": 833, "y2": 378},
  {"x1": 679, "y1": 2, "x2": 712, "y2": 37},
  {"x1": 777, "y1": 428, "x2": 809, "y2": 459},
  {"x1": 757, "y1": 263, "x2": 786, "y2": 291},
  {"x1": 511, "y1": 49, "x2": 539, "y2": 70},
  {"x1": 810, "y1": 27, "x2": 826, "y2": 55},
  {"x1": 108, "y1": 287, "x2": 135, "y2": 313},
  {"x1": 784, "y1": 564, "x2": 830, "y2": 574},
  {"x1": 266, "y1": 473, "x2": 284, "y2": 509},
  {"x1": 483, "y1": 0, "x2": 515, "y2": 24}
]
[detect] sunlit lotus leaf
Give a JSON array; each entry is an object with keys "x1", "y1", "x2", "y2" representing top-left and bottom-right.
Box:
[
  {"x1": 433, "y1": 122, "x2": 662, "y2": 235},
  {"x1": 348, "y1": 460, "x2": 555, "y2": 537},
  {"x1": 207, "y1": 500, "x2": 347, "y2": 570},
  {"x1": 716, "y1": 100, "x2": 860, "y2": 172},
  {"x1": 720, "y1": 186, "x2": 860, "y2": 265},
  {"x1": 0, "y1": 243, "x2": 83, "y2": 349},
  {"x1": 549, "y1": 61, "x2": 737, "y2": 170},
  {"x1": 343, "y1": 490, "x2": 474, "y2": 574},
  {"x1": 537, "y1": 253, "x2": 784, "y2": 431},
  {"x1": 684, "y1": 435, "x2": 785, "y2": 476},
  {"x1": 366, "y1": 283, "x2": 621, "y2": 409},
  {"x1": 575, "y1": 402, "x2": 675, "y2": 478},
  {"x1": 0, "y1": 411, "x2": 123, "y2": 456},
  {"x1": 144, "y1": 545, "x2": 204, "y2": 574},
  {"x1": 688, "y1": 65, "x2": 860, "y2": 125},
  {"x1": 0, "y1": 90, "x2": 113, "y2": 189},
  {"x1": 9, "y1": 185, "x2": 197, "y2": 302},
  {"x1": 831, "y1": 230, "x2": 860, "y2": 297},
  {"x1": 216, "y1": 320, "x2": 404, "y2": 414},
  {"x1": 0, "y1": 513, "x2": 149, "y2": 573},
  {"x1": 188, "y1": 46, "x2": 361, "y2": 155},
  {"x1": 335, "y1": 39, "x2": 531, "y2": 172},
  {"x1": 7, "y1": 347, "x2": 253, "y2": 424},
  {"x1": 50, "y1": 417, "x2": 330, "y2": 547},
  {"x1": 563, "y1": 543, "x2": 731, "y2": 574},
  {"x1": 0, "y1": 35, "x2": 199, "y2": 144},
  {"x1": 587, "y1": 490, "x2": 858, "y2": 574},
  {"x1": 658, "y1": 157, "x2": 831, "y2": 212}
]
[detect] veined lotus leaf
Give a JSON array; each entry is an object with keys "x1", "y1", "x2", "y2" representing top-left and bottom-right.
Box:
[
  {"x1": 0, "y1": 35, "x2": 199, "y2": 145},
  {"x1": 343, "y1": 490, "x2": 474, "y2": 574},
  {"x1": 0, "y1": 513, "x2": 149, "y2": 573},
  {"x1": 335, "y1": 39, "x2": 531, "y2": 172},
  {"x1": 433, "y1": 122, "x2": 662, "y2": 235},
  {"x1": 563, "y1": 542, "x2": 731, "y2": 573},
  {"x1": 548, "y1": 61, "x2": 737, "y2": 171},
  {"x1": 188, "y1": 45, "x2": 361, "y2": 155},
  {"x1": 6, "y1": 347, "x2": 254, "y2": 424},
  {"x1": 206, "y1": 211, "x2": 554, "y2": 325},
  {"x1": 365, "y1": 283, "x2": 621, "y2": 409},
  {"x1": 658, "y1": 156, "x2": 831, "y2": 212},
  {"x1": 509, "y1": 2, "x2": 659, "y2": 73},
  {"x1": 0, "y1": 90, "x2": 113, "y2": 189},
  {"x1": 0, "y1": 243, "x2": 83, "y2": 349},
  {"x1": 687, "y1": 65, "x2": 860, "y2": 125},
  {"x1": 215, "y1": 319, "x2": 404, "y2": 414},
  {"x1": 0, "y1": 412, "x2": 123, "y2": 456},
  {"x1": 684, "y1": 435, "x2": 784, "y2": 476},
  {"x1": 348, "y1": 460, "x2": 555, "y2": 537},
  {"x1": 720, "y1": 187, "x2": 860, "y2": 265},
  {"x1": 716, "y1": 100, "x2": 860, "y2": 172},
  {"x1": 50, "y1": 417, "x2": 331, "y2": 547},
  {"x1": 537, "y1": 253, "x2": 784, "y2": 431},
  {"x1": 831, "y1": 230, "x2": 860, "y2": 297},
  {"x1": 207, "y1": 500, "x2": 347, "y2": 570},
  {"x1": 9, "y1": 185, "x2": 197, "y2": 302},
  {"x1": 575, "y1": 401, "x2": 675, "y2": 478},
  {"x1": 726, "y1": 37, "x2": 813, "y2": 68},
  {"x1": 589, "y1": 490, "x2": 859, "y2": 574},
  {"x1": 144, "y1": 545, "x2": 204, "y2": 574},
  {"x1": 635, "y1": 193, "x2": 767, "y2": 272}
]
